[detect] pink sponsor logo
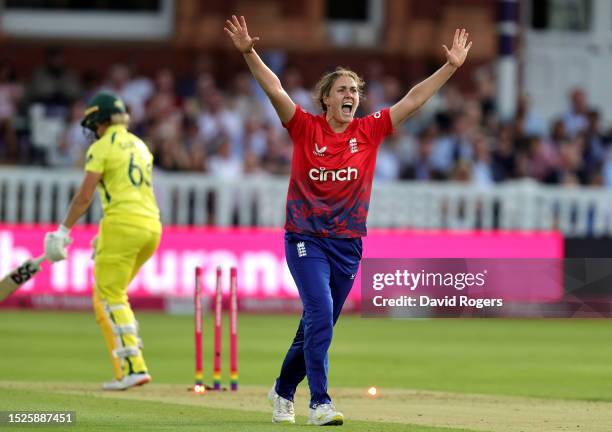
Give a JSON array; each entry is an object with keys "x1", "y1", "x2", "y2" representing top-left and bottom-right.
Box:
[{"x1": 0, "y1": 225, "x2": 563, "y2": 302}]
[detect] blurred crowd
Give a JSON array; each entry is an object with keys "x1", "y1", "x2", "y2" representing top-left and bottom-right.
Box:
[{"x1": 1, "y1": 47, "x2": 611, "y2": 188}]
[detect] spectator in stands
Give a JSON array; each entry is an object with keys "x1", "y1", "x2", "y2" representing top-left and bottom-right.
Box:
[
  {"x1": 146, "y1": 68, "x2": 182, "y2": 144},
  {"x1": 51, "y1": 100, "x2": 89, "y2": 167},
  {"x1": 79, "y1": 69, "x2": 102, "y2": 103},
  {"x1": 24, "y1": 47, "x2": 80, "y2": 110},
  {"x1": 474, "y1": 66, "x2": 497, "y2": 127},
  {"x1": 184, "y1": 72, "x2": 216, "y2": 119},
  {"x1": 549, "y1": 117, "x2": 567, "y2": 145},
  {"x1": 243, "y1": 118, "x2": 268, "y2": 157},
  {"x1": 375, "y1": 137, "x2": 401, "y2": 182},
  {"x1": 230, "y1": 71, "x2": 265, "y2": 124},
  {"x1": 450, "y1": 159, "x2": 472, "y2": 182},
  {"x1": 438, "y1": 83, "x2": 464, "y2": 118},
  {"x1": 103, "y1": 63, "x2": 153, "y2": 128},
  {"x1": 181, "y1": 116, "x2": 207, "y2": 172},
  {"x1": 562, "y1": 88, "x2": 589, "y2": 137},
  {"x1": 431, "y1": 112, "x2": 473, "y2": 175},
  {"x1": 520, "y1": 135, "x2": 559, "y2": 181},
  {"x1": 491, "y1": 125, "x2": 517, "y2": 182},
  {"x1": 373, "y1": 76, "x2": 402, "y2": 113},
  {"x1": 407, "y1": 126, "x2": 441, "y2": 180},
  {"x1": 389, "y1": 127, "x2": 418, "y2": 178},
  {"x1": 154, "y1": 133, "x2": 189, "y2": 172},
  {"x1": 243, "y1": 150, "x2": 267, "y2": 177},
  {"x1": 177, "y1": 53, "x2": 216, "y2": 99},
  {"x1": 544, "y1": 138, "x2": 584, "y2": 185},
  {"x1": 196, "y1": 88, "x2": 243, "y2": 157},
  {"x1": 515, "y1": 95, "x2": 547, "y2": 137},
  {"x1": 195, "y1": 72, "x2": 217, "y2": 101},
  {"x1": 153, "y1": 68, "x2": 180, "y2": 111},
  {"x1": 24, "y1": 50, "x2": 80, "y2": 166},
  {"x1": 464, "y1": 99, "x2": 483, "y2": 131},
  {"x1": 471, "y1": 133, "x2": 494, "y2": 186},
  {"x1": 582, "y1": 110, "x2": 607, "y2": 179},
  {"x1": 363, "y1": 60, "x2": 385, "y2": 112},
  {"x1": 6, "y1": 36, "x2": 612, "y2": 192},
  {"x1": 151, "y1": 100, "x2": 190, "y2": 172},
  {"x1": 601, "y1": 147, "x2": 612, "y2": 188},
  {"x1": 187, "y1": 143, "x2": 208, "y2": 172},
  {"x1": 207, "y1": 136, "x2": 243, "y2": 179},
  {"x1": 429, "y1": 118, "x2": 455, "y2": 175},
  {"x1": 0, "y1": 60, "x2": 22, "y2": 162},
  {"x1": 260, "y1": 126, "x2": 291, "y2": 176}
]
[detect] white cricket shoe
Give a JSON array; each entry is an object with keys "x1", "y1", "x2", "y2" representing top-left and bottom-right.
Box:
[
  {"x1": 268, "y1": 384, "x2": 295, "y2": 424},
  {"x1": 102, "y1": 372, "x2": 151, "y2": 391},
  {"x1": 307, "y1": 403, "x2": 344, "y2": 426}
]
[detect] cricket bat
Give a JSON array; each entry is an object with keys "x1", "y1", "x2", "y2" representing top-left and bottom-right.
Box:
[{"x1": 0, "y1": 255, "x2": 46, "y2": 302}]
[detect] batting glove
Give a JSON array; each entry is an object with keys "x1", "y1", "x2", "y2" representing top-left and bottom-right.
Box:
[{"x1": 44, "y1": 225, "x2": 72, "y2": 262}]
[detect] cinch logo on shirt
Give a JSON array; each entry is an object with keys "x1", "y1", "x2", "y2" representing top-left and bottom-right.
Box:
[{"x1": 308, "y1": 167, "x2": 358, "y2": 182}]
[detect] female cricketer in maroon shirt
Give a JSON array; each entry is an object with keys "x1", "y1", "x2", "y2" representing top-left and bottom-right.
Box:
[{"x1": 225, "y1": 15, "x2": 472, "y2": 426}]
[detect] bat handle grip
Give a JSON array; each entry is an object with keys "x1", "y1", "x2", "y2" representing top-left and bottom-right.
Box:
[{"x1": 32, "y1": 255, "x2": 46, "y2": 267}]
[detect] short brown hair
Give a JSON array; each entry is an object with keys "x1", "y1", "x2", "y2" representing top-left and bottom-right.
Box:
[{"x1": 313, "y1": 67, "x2": 365, "y2": 113}]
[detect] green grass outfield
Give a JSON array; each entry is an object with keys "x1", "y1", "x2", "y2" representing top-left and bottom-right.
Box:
[{"x1": 1, "y1": 311, "x2": 611, "y2": 431}]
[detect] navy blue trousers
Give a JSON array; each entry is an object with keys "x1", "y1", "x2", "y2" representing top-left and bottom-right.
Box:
[{"x1": 276, "y1": 232, "x2": 362, "y2": 408}]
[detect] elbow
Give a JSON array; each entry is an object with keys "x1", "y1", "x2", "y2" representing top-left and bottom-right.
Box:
[
  {"x1": 271, "y1": 74, "x2": 283, "y2": 90},
  {"x1": 406, "y1": 92, "x2": 427, "y2": 111},
  {"x1": 267, "y1": 82, "x2": 285, "y2": 99}
]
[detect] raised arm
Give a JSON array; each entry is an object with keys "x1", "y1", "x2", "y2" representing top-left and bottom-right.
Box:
[
  {"x1": 390, "y1": 28, "x2": 472, "y2": 128},
  {"x1": 224, "y1": 15, "x2": 295, "y2": 124}
]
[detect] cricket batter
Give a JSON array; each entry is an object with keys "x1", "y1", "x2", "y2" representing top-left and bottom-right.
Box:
[
  {"x1": 44, "y1": 91, "x2": 161, "y2": 390},
  {"x1": 225, "y1": 15, "x2": 471, "y2": 425}
]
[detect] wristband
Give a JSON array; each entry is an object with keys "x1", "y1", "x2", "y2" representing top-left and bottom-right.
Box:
[{"x1": 58, "y1": 224, "x2": 71, "y2": 236}]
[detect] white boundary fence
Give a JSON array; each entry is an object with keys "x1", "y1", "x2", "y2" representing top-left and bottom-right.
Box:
[{"x1": 0, "y1": 166, "x2": 611, "y2": 237}]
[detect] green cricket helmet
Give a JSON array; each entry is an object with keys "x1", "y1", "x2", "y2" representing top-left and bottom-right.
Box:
[{"x1": 80, "y1": 91, "x2": 127, "y2": 132}]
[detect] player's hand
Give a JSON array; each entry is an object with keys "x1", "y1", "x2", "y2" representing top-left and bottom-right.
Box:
[
  {"x1": 224, "y1": 15, "x2": 260, "y2": 54},
  {"x1": 443, "y1": 28, "x2": 472, "y2": 68},
  {"x1": 44, "y1": 225, "x2": 72, "y2": 263}
]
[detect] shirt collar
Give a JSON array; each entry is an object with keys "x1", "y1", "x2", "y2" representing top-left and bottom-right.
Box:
[{"x1": 318, "y1": 113, "x2": 357, "y2": 136}]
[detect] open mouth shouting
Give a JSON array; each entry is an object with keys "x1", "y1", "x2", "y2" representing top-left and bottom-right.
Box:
[{"x1": 341, "y1": 101, "x2": 353, "y2": 116}]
